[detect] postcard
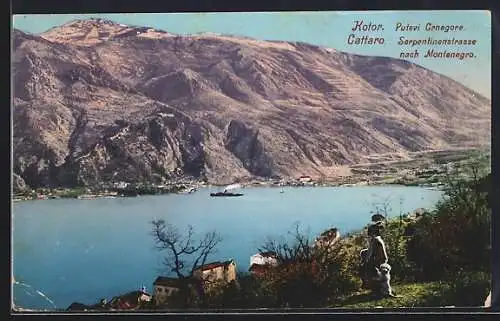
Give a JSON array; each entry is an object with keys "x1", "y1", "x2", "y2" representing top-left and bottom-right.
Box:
[{"x1": 11, "y1": 11, "x2": 492, "y2": 311}]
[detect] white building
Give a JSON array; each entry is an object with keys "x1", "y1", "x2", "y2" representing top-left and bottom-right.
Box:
[
  {"x1": 298, "y1": 176, "x2": 313, "y2": 183},
  {"x1": 250, "y1": 252, "x2": 278, "y2": 267},
  {"x1": 114, "y1": 181, "x2": 129, "y2": 189}
]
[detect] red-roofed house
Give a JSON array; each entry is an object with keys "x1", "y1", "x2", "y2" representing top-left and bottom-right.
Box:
[{"x1": 192, "y1": 259, "x2": 237, "y2": 291}]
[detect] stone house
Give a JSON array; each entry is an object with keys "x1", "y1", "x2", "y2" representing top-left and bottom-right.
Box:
[
  {"x1": 152, "y1": 277, "x2": 183, "y2": 306},
  {"x1": 192, "y1": 259, "x2": 237, "y2": 290}
]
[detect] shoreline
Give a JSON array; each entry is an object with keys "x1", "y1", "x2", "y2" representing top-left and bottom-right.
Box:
[
  {"x1": 11, "y1": 181, "x2": 444, "y2": 203},
  {"x1": 12, "y1": 147, "x2": 488, "y2": 203}
]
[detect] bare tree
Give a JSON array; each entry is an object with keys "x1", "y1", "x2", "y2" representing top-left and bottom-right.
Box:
[
  {"x1": 257, "y1": 222, "x2": 356, "y2": 307},
  {"x1": 259, "y1": 222, "x2": 314, "y2": 265},
  {"x1": 259, "y1": 222, "x2": 347, "y2": 274},
  {"x1": 150, "y1": 219, "x2": 222, "y2": 279}
]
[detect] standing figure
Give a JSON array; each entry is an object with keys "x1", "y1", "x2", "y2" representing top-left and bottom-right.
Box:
[{"x1": 359, "y1": 221, "x2": 388, "y2": 291}]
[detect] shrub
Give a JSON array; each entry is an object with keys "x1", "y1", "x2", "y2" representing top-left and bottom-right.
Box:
[
  {"x1": 223, "y1": 223, "x2": 364, "y2": 308},
  {"x1": 405, "y1": 162, "x2": 491, "y2": 281},
  {"x1": 200, "y1": 274, "x2": 278, "y2": 308},
  {"x1": 447, "y1": 271, "x2": 491, "y2": 306},
  {"x1": 417, "y1": 271, "x2": 490, "y2": 307},
  {"x1": 380, "y1": 219, "x2": 420, "y2": 282}
]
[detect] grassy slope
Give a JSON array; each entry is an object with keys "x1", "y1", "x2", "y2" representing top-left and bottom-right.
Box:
[{"x1": 332, "y1": 282, "x2": 455, "y2": 308}]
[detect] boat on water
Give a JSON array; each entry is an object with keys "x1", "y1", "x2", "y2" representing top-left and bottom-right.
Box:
[
  {"x1": 210, "y1": 183, "x2": 244, "y2": 197},
  {"x1": 210, "y1": 192, "x2": 244, "y2": 197}
]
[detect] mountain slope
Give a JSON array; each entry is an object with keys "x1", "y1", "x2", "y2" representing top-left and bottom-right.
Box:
[{"x1": 11, "y1": 19, "x2": 491, "y2": 188}]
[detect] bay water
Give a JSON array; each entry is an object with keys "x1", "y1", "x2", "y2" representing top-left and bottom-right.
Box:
[{"x1": 12, "y1": 185, "x2": 443, "y2": 310}]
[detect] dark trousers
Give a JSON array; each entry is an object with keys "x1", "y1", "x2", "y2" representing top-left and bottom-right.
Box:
[{"x1": 360, "y1": 264, "x2": 380, "y2": 291}]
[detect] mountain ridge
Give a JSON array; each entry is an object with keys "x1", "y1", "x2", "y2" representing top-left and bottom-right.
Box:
[
  {"x1": 13, "y1": 22, "x2": 487, "y2": 97},
  {"x1": 11, "y1": 19, "x2": 491, "y2": 189}
]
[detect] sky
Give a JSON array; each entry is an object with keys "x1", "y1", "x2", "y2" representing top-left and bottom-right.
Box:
[{"x1": 12, "y1": 11, "x2": 491, "y2": 98}]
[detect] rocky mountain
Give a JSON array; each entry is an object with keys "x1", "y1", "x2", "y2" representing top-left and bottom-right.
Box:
[{"x1": 11, "y1": 18, "x2": 491, "y2": 188}]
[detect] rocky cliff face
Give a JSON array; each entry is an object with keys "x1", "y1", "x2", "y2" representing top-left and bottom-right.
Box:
[{"x1": 11, "y1": 18, "x2": 491, "y2": 188}]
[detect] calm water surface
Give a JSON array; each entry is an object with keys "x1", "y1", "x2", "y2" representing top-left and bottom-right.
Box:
[{"x1": 12, "y1": 186, "x2": 442, "y2": 310}]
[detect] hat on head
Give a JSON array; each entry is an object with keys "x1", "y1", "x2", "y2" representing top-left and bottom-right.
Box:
[{"x1": 371, "y1": 213, "x2": 385, "y2": 222}]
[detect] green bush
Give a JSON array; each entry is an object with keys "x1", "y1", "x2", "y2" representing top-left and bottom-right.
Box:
[
  {"x1": 405, "y1": 163, "x2": 491, "y2": 281},
  {"x1": 199, "y1": 274, "x2": 278, "y2": 308},
  {"x1": 417, "y1": 271, "x2": 490, "y2": 307},
  {"x1": 447, "y1": 271, "x2": 490, "y2": 306},
  {"x1": 380, "y1": 219, "x2": 420, "y2": 282}
]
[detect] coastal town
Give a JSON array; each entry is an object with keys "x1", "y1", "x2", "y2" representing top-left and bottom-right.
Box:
[
  {"x1": 10, "y1": 172, "x2": 430, "y2": 202},
  {"x1": 12, "y1": 147, "x2": 489, "y2": 202}
]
